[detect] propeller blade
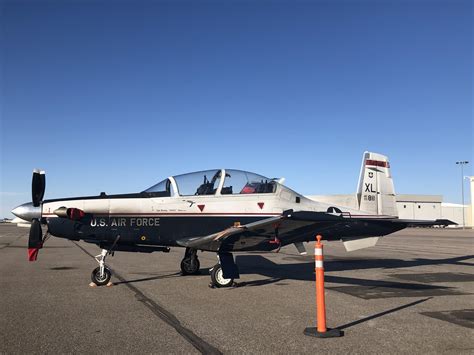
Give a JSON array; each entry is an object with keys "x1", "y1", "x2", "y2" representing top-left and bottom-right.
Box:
[
  {"x1": 28, "y1": 219, "x2": 43, "y2": 261},
  {"x1": 32, "y1": 169, "x2": 46, "y2": 207}
]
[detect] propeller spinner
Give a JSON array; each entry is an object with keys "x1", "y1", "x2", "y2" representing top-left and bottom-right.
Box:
[{"x1": 11, "y1": 169, "x2": 46, "y2": 261}]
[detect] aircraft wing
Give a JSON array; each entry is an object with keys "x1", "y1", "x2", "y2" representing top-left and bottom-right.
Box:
[
  {"x1": 176, "y1": 210, "x2": 456, "y2": 253},
  {"x1": 176, "y1": 215, "x2": 287, "y2": 252}
]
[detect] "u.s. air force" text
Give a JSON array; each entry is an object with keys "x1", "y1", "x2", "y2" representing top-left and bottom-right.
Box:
[{"x1": 90, "y1": 217, "x2": 160, "y2": 227}]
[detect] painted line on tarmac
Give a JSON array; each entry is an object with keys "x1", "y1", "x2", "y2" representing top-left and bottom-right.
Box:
[{"x1": 72, "y1": 241, "x2": 222, "y2": 355}]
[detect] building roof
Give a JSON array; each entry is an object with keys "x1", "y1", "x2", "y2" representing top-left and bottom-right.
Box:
[{"x1": 396, "y1": 194, "x2": 443, "y2": 203}]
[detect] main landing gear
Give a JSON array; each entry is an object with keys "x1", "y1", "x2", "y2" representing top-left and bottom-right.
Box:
[
  {"x1": 210, "y1": 263, "x2": 234, "y2": 288},
  {"x1": 180, "y1": 249, "x2": 239, "y2": 288},
  {"x1": 91, "y1": 249, "x2": 112, "y2": 286},
  {"x1": 180, "y1": 247, "x2": 200, "y2": 275},
  {"x1": 209, "y1": 253, "x2": 239, "y2": 288}
]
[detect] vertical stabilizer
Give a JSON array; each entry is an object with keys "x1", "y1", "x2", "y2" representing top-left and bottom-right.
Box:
[{"x1": 356, "y1": 152, "x2": 398, "y2": 217}]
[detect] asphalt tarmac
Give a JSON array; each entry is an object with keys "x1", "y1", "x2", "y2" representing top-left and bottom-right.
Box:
[{"x1": 1, "y1": 224, "x2": 473, "y2": 354}]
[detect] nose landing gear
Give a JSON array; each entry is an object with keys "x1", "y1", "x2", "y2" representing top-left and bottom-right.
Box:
[
  {"x1": 91, "y1": 249, "x2": 112, "y2": 286},
  {"x1": 90, "y1": 235, "x2": 120, "y2": 286}
]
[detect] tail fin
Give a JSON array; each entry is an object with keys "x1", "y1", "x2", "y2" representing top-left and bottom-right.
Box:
[{"x1": 356, "y1": 152, "x2": 398, "y2": 217}]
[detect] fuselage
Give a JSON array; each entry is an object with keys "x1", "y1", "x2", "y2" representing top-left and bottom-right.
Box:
[
  {"x1": 13, "y1": 168, "x2": 377, "y2": 252},
  {"x1": 43, "y1": 184, "x2": 328, "y2": 248}
]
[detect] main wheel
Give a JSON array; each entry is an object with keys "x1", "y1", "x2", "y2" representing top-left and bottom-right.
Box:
[
  {"x1": 210, "y1": 263, "x2": 234, "y2": 288},
  {"x1": 180, "y1": 257, "x2": 200, "y2": 275},
  {"x1": 91, "y1": 266, "x2": 112, "y2": 286}
]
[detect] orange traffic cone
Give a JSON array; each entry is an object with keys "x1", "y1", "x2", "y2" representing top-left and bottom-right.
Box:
[{"x1": 304, "y1": 235, "x2": 343, "y2": 338}]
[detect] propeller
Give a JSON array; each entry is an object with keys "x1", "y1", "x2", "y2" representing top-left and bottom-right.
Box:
[
  {"x1": 28, "y1": 219, "x2": 43, "y2": 261},
  {"x1": 28, "y1": 169, "x2": 46, "y2": 261},
  {"x1": 32, "y1": 169, "x2": 46, "y2": 207}
]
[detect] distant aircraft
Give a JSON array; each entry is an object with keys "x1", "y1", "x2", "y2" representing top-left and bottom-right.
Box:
[{"x1": 12, "y1": 152, "x2": 453, "y2": 287}]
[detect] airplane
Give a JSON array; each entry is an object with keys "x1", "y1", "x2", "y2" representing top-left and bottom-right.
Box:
[
  {"x1": 10, "y1": 217, "x2": 32, "y2": 228},
  {"x1": 11, "y1": 152, "x2": 453, "y2": 288}
]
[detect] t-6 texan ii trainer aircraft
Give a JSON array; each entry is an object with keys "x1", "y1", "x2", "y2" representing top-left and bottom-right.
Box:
[{"x1": 12, "y1": 152, "x2": 452, "y2": 287}]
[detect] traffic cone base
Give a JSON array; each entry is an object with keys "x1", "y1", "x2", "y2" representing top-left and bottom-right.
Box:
[{"x1": 304, "y1": 327, "x2": 343, "y2": 338}]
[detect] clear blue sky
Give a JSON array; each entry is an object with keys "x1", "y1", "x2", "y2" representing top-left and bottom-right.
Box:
[{"x1": 1, "y1": 0, "x2": 472, "y2": 218}]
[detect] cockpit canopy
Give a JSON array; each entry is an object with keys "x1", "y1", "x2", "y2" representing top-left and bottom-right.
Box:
[{"x1": 143, "y1": 169, "x2": 277, "y2": 197}]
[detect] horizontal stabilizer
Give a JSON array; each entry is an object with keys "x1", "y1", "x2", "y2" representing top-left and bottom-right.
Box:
[
  {"x1": 398, "y1": 219, "x2": 457, "y2": 227},
  {"x1": 294, "y1": 242, "x2": 307, "y2": 255},
  {"x1": 343, "y1": 237, "x2": 379, "y2": 252}
]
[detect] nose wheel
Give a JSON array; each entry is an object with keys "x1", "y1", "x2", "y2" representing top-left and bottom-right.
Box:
[
  {"x1": 91, "y1": 249, "x2": 113, "y2": 286},
  {"x1": 91, "y1": 266, "x2": 112, "y2": 286}
]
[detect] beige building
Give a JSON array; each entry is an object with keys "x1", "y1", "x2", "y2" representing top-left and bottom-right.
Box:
[{"x1": 396, "y1": 194, "x2": 442, "y2": 220}]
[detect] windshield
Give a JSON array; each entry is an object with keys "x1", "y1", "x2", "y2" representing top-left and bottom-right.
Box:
[{"x1": 143, "y1": 178, "x2": 172, "y2": 196}]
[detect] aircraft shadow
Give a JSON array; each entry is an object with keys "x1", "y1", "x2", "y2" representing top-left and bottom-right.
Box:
[
  {"x1": 325, "y1": 255, "x2": 474, "y2": 271},
  {"x1": 234, "y1": 255, "x2": 473, "y2": 296},
  {"x1": 237, "y1": 254, "x2": 474, "y2": 277},
  {"x1": 111, "y1": 254, "x2": 473, "y2": 291}
]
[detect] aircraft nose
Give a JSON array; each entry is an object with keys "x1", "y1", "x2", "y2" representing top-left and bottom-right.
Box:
[{"x1": 11, "y1": 202, "x2": 41, "y2": 222}]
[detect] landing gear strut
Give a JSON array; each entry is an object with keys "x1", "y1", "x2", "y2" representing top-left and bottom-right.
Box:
[
  {"x1": 91, "y1": 249, "x2": 112, "y2": 286},
  {"x1": 91, "y1": 236, "x2": 120, "y2": 286},
  {"x1": 180, "y1": 247, "x2": 200, "y2": 275}
]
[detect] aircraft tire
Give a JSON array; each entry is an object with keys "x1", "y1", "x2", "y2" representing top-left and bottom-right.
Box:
[
  {"x1": 91, "y1": 266, "x2": 112, "y2": 286},
  {"x1": 210, "y1": 263, "x2": 234, "y2": 288},
  {"x1": 180, "y1": 257, "x2": 200, "y2": 275}
]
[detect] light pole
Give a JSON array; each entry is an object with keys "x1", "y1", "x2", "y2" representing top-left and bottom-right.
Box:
[{"x1": 456, "y1": 161, "x2": 469, "y2": 228}]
